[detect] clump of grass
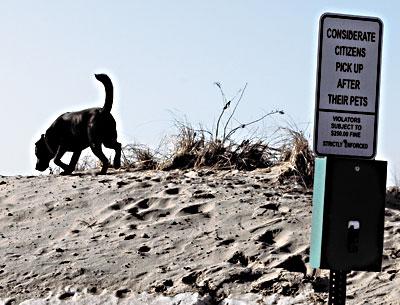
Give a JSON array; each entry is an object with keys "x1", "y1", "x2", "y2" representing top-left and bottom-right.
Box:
[
  {"x1": 386, "y1": 186, "x2": 400, "y2": 210},
  {"x1": 278, "y1": 125, "x2": 314, "y2": 187},
  {"x1": 161, "y1": 121, "x2": 206, "y2": 170},
  {"x1": 122, "y1": 144, "x2": 158, "y2": 170},
  {"x1": 193, "y1": 139, "x2": 274, "y2": 170}
]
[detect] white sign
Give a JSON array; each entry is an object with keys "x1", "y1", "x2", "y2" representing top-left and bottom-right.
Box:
[{"x1": 314, "y1": 13, "x2": 383, "y2": 158}]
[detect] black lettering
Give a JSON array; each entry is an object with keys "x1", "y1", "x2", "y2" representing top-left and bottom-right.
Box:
[
  {"x1": 326, "y1": 28, "x2": 376, "y2": 42},
  {"x1": 363, "y1": 96, "x2": 368, "y2": 107},
  {"x1": 349, "y1": 131, "x2": 361, "y2": 138},
  {"x1": 335, "y1": 45, "x2": 366, "y2": 58},
  {"x1": 336, "y1": 61, "x2": 353, "y2": 72},
  {"x1": 343, "y1": 139, "x2": 368, "y2": 149},
  {"x1": 354, "y1": 63, "x2": 364, "y2": 73},
  {"x1": 328, "y1": 94, "x2": 349, "y2": 105},
  {"x1": 332, "y1": 116, "x2": 361, "y2": 123},
  {"x1": 337, "y1": 78, "x2": 361, "y2": 90},
  {"x1": 328, "y1": 95, "x2": 367, "y2": 107},
  {"x1": 323, "y1": 140, "x2": 343, "y2": 147},
  {"x1": 331, "y1": 123, "x2": 354, "y2": 130}
]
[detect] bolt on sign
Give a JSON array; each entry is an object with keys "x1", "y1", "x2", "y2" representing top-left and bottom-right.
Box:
[{"x1": 314, "y1": 13, "x2": 383, "y2": 158}]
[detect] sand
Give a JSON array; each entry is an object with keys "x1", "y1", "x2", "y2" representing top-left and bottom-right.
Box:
[{"x1": 0, "y1": 166, "x2": 399, "y2": 304}]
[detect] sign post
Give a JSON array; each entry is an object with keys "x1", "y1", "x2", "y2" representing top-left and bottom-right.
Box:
[
  {"x1": 314, "y1": 13, "x2": 383, "y2": 159},
  {"x1": 328, "y1": 270, "x2": 347, "y2": 305},
  {"x1": 311, "y1": 13, "x2": 385, "y2": 305}
]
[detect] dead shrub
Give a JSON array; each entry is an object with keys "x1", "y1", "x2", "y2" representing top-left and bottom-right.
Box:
[
  {"x1": 386, "y1": 186, "x2": 400, "y2": 210},
  {"x1": 122, "y1": 144, "x2": 158, "y2": 170},
  {"x1": 161, "y1": 121, "x2": 206, "y2": 170},
  {"x1": 234, "y1": 140, "x2": 275, "y2": 170},
  {"x1": 278, "y1": 127, "x2": 314, "y2": 186},
  {"x1": 195, "y1": 140, "x2": 274, "y2": 170}
]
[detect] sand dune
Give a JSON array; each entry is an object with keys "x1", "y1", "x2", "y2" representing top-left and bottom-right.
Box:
[{"x1": 0, "y1": 167, "x2": 399, "y2": 304}]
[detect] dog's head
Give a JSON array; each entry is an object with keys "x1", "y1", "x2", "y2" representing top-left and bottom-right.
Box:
[{"x1": 35, "y1": 134, "x2": 53, "y2": 171}]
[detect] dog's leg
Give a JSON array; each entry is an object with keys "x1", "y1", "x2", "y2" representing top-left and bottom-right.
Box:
[
  {"x1": 90, "y1": 143, "x2": 109, "y2": 174},
  {"x1": 53, "y1": 146, "x2": 70, "y2": 174},
  {"x1": 104, "y1": 141, "x2": 121, "y2": 169},
  {"x1": 62, "y1": 151, "x2": 82, "y2": 174}
]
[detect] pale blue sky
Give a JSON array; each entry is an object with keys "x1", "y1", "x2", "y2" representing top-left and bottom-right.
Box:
[{"x1": 1, "y1": 1, "x2": 399, "y2": 183}]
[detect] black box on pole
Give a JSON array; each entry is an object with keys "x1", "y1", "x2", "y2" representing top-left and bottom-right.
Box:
[{"x1": 311, "y1": 157, "x2": 387, "y2": 272}]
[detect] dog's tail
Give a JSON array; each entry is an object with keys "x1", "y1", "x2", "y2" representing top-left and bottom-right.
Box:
[{"x1": 95, "y1": 73, "x2": 114, "y2": 113}]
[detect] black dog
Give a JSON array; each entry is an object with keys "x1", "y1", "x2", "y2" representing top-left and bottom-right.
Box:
[{"x1": 35, "y1": 74, "x2": 121, "y2": 175}]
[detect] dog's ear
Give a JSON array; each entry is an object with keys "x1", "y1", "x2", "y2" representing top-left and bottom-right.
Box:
[{"x1": 35, "y1": 135, "x2": 43, "y2": 146}]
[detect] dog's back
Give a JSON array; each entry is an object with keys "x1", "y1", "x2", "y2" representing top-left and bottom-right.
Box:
[
  {"x1": 48, "y1": 107, "x2": 115, "y2": 151},
  {"x1": 47, "y1": 74, "x2": 116, "y2": 151}
]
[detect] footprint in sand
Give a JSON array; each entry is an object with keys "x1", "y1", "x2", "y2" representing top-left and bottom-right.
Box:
[
  {"x1": 145, "y1": 209, "x2": 172, "y2": 220},
  {"x1": 124, "y1": 234, "x2": 136, "y2": 240},
  {"x1": 227, "y1": 251, "x2": 249, "y2": 266},
  {"x1": 164, "y1": 187, "x2": 180, "y2": 195},
  {"x1": 135, "y1": 198, "x2": 150, "y2": 209},
  {"x1": 177, "y1": 201, "x2": 215, "y2": 216},
  {"x1": 273, "y1": 229, "x2": 296, "y2": 253},
  {"x1": 216, "y1": 238, "x2": 236, "y2": 248},
  {"x1": 192, "y1": 190, "x2": 216, "y2": 199},
  {"x1": 178, "y1": 204, "x2": 202, "y2": 215},
  {"x1": 138, "y1": 182, "x2": 153, "y2": 188},
  {"x1": 115, "y1": 288, "x2": 131, "y2": 298},
  {"x1": 153, "y1": 279, "x2": 174, "y2": 292},
  {"x1": 109, "y1": 202, "x2": 122, "y2": 211},
  {"x1": 116, "y1": 180, "x2": 130, "y2": 188},
  {"x1": 124, "y1": 198, "x2": 152, "y2": 215},
  {"x1": 108, "y1": 197, "x2": 135, "y2": 211},
  {"x1": 138, "y1": 245, "x2": 151, "y2": 253},
  {"x1": 124, "y1": 197, "x2": 179, "y2": 222},
  {"x1": 275, "y1": 254, "x2": 307, "y2": 275},
  {"x1": 182, "y1": 271, "x2": 200, "y2": 285},
  {"x1": 58, "y1": 291, "x2": 75, "y2": 300},
  {"x1": 254, "y1": 228, "x2": 282, "y2": 246},
  {"x1": 87, "y1": 286, "x2": 99, "y2": 294}
]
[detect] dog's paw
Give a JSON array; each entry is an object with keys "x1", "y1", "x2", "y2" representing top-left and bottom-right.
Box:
[
  {"x1": 98, "y1": 168, "x2": 108, "y2": 175},
  {"x1": 113, "y1": 159, "x2": 121, "y2": 169},
  {"x1": 60, "y1": 171, "x2": 72, "y2": 176}
]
